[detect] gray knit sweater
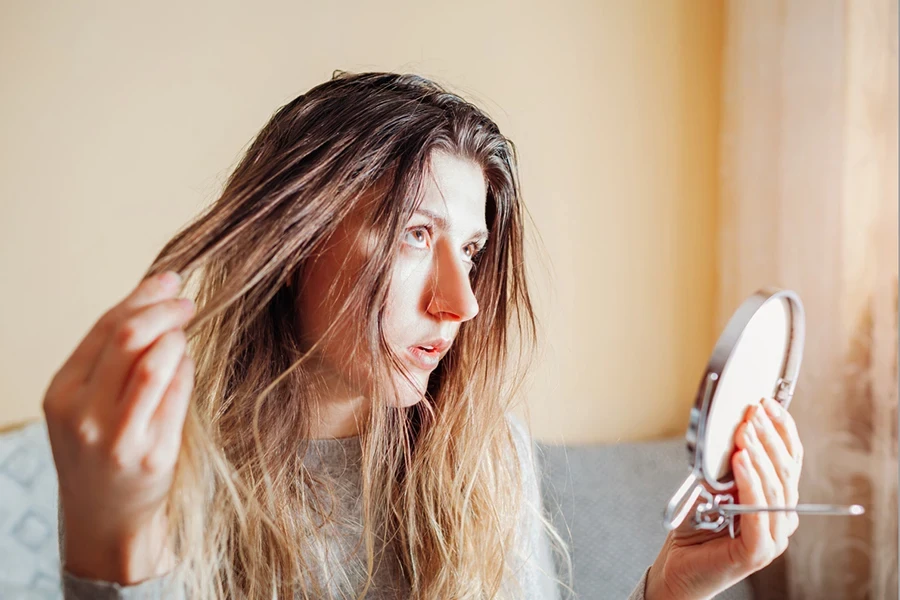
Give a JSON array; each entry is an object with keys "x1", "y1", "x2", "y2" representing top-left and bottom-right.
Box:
[{"x1": 59, "y1": 416, "x2": 650, "y2": 599}]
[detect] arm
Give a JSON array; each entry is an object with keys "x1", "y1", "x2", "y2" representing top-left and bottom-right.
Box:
[
  {"x1": 45, "y1": 272, "x2": 195, "y2": 599},
  {"x1": 58, "y1": 500, "x2": 185, "y2": 600},
  {"x1": 641, "y1": 399, "x2": 804, "y2": 600}
]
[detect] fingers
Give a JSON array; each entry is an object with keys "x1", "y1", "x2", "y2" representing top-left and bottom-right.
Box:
[
  {"x1": 83, "y1": 272, "x2": 186, "y2": 383},
  {"x1": 132, "y1": 351, "x2": 195, "y2": 475},
  {"x1": 753, "y1": 401, "x2": 802, "y2": 534},
  {"x1": 82, "y1": 295, "x2": 195, "y2": 416},
  {"x1": 731, "y1": 448, "x2": 776, "y2": 569},
  {"x1": 736, "y1": 418, "x2": 790, "y2": 543},
  {"x1": 151, "y1": 351, "x2": 194, "y2": 448},
  {"x1": 762, "y1": 397, "x2": 804, "y2": 467},
  {"x1": 45, "y1": 272, "x2": 184, "y2": 408},
  {"x1": 113, "y1": 329, "x2": 188, "y2": 445}
]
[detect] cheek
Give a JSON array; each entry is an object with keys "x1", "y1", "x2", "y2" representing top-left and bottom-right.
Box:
[
  {"x1": 381, "y1": 259, "x2": 433, "y2": 407},
  {"x1": 296, "y1": 232, "x2": 371, "y2": 360},
  {"x1": 383, "y1": 255, "x2": 429, "y2": 342},
  {"x1": 298, "y1": 260, "x2": 352, "y2": 345}
]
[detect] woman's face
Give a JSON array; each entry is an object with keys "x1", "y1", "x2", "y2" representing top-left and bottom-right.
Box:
[{"x1": 297, "y1": 151, "x2": 488, "y2": 408}]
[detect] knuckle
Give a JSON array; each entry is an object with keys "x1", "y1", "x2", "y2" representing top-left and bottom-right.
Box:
[
  {"x1": 749, "y1": 543, "x2": 777, "y2": 569},
  {"x1": 44, "y1": 375, "x2": 79, "y2": 414},
  {"x1": 169, "y1": 370, "x2": 188, "y2": 395},
  {"x1": 96, "y1": 307, "x2": 120, "y2": 334},
  {"x1": 778, "y1": 462, "x2": 796, "y2": 484},
  {"x1": 73, "y1": 416, "x2": 101, "y2": 446},
  {"x1": 42, "y1": 390, "x2": 61, "y2": 418},
  {"x1": 776, "y1": 536, "x2": 790, "y2": 556},
  {"x1": 107, "y1": 441, "x2": 134, "y2": 470},
  {"x1": 791, "y1": 460, "x2": 802, "y2": 480},
  {"x1": 141, "y1": 445, "x2": 173, "y2": 475},
  {"x1": 133, "y1": 361, "x2": 162, "y2": 387},
  {"x1": 745, "y1": 441, "x2": 759, "y2": 461},
  {"x1": 44, "y1": 370, "x2": 64, "y2": 398},
  {"x1": 113, "y1": 321, "x2": 143, "y2": 351}
]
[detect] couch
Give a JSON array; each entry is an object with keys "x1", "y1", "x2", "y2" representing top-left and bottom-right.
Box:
[{"x1": 0, "y1": 421, "x2": 758, "y2": 599}]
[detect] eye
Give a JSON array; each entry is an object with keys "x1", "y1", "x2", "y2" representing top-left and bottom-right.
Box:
[
  {"x1": 403, "y1": 225, "x2": 431, "y2": 250},
  {"x1": 466, "y1": 244, "x2": 487, "y2": 274}
]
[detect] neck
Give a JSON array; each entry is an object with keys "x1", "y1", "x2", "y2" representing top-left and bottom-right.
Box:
[{"x1": 307, "y1": 365, "x2": 371, "y2": 439}]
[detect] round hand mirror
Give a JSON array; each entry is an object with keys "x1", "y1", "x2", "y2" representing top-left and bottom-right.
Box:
[{"x1": 663, "y1": 287, "x2": 864, "y2": 538}]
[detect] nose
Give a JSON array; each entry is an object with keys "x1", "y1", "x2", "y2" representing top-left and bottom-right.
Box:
[{"x1": 426, "y1": 240, "x2": 480, "y2": 322}]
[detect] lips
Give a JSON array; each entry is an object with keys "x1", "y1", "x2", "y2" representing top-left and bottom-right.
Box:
[
  {"x1": 406, "y1": 338, "x2": 452, "y2": 370},
  {"x1": 413, "y1": 338, "x2": 451, "y2": 354}
]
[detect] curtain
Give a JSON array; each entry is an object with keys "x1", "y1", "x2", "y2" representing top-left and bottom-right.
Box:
[{"x1": 717, "y1": 1, "x2": 898, "y2": 598}]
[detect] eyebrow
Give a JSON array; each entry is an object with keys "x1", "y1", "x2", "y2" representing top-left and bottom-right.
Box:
[{"x1": 414, "y1": 208, "x2": 489, "y2": 244}]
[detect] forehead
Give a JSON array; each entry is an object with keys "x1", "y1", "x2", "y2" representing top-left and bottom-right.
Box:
[{"x1": 418, "y1": 151, "x2": 487, "y2": 226}]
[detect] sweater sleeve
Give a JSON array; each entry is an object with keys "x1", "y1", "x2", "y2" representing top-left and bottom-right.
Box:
[
  {"x1": 57, "y1": 500, "x2": 186, "y2": 599},
  {"x1": 60, "y1": 570, "x2": 184, "y2": 600},
  {"x1": 627, "y1": 565, "x2": 651, "y2": 600}
]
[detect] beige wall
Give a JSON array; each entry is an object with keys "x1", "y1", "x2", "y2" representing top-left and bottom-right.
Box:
[
  {"x1": 717, "y1": 1, "x2": 899, "y2": 596},
  {"x1": 0, "y1": 1, "x2": 721, "y2": 443}
]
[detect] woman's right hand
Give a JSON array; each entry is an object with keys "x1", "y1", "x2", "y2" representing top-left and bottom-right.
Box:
[{"x1": 43, "y1": 270, "x2": 196, "y2": 584}]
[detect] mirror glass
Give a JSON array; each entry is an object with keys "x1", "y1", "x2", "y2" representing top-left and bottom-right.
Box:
[{"x1": 703, "y1": 297, "x2": 793, "y2": 483}]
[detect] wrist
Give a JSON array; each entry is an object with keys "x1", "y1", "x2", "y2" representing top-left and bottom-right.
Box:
[
  {"x1": 64, "y1": 508, "x2": 175, "y2": 584},
  {"x1": 645, "y1": 535, "x2": 699, "y2": 600},
  {"x1": 645, "y1": 554, "x2": 676, "y2": 600}
]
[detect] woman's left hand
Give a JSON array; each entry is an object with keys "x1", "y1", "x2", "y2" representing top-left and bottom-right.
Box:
[{"x1": 646, "y1": 397, "x2": 804, "y2": 600}]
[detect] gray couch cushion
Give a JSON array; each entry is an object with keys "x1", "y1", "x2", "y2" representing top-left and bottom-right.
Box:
[{"x1": 537, "y1": 438, "x2": 755, "y2": 599}]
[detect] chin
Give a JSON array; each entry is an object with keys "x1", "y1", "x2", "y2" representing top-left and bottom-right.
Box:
[{"x1": 386, "y1": 373, "x2": 429, "y2": 408}]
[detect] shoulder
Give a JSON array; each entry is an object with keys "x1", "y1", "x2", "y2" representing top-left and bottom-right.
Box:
[
  {"x1": 502, "y1": 415, "x2": 564, "y2": 598},
  {"x1": 503, "y1": 412, "x2": 541, "y2": 488},
  {"x1": 504, "y1": 411, "x2": 533, "y2": 449}
]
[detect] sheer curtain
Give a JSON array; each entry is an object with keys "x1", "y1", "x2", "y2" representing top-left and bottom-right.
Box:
[{"x1": 717, "y1": 1, "x2": 898, "y2": 598}]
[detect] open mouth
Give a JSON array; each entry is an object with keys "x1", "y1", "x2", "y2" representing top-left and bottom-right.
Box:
[{"x1": 407, "y1": 345, "x2": 442, "y2": 370}]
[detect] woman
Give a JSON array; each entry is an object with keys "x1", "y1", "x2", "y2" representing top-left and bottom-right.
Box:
[{"x1": 44, "y1": 71, "x2": 804, "y2": 599}]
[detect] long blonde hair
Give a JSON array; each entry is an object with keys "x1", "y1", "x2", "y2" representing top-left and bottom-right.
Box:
[{"x1": 143, "y1": 71, "x2": 565, "y2": 598}]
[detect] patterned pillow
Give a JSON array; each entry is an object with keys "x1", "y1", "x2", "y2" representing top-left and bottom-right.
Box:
[{"x1": 0, "y1": 421, "x2": 62, "y2": 599}]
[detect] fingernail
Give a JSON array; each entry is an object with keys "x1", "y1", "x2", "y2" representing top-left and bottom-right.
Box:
[
  {"x1": 752, "y1": 407, "x2": 767, "y2": 426},
  {"x1": 178, "y1": 297, "x2": 195, "y2": 312},
  {"x1": 162, "y1": 271, "x2": 182, "y2": 288},
  {"x1": 764, "y1": 398, "x2": 783, "y2": 418}
]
